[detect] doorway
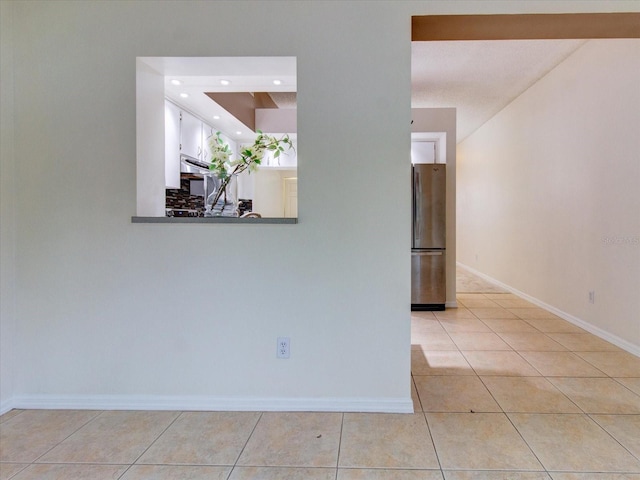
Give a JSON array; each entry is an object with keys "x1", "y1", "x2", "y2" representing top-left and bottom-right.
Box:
[{"x1": 410, "y1": 12, "x2": 640, "y2": 300}]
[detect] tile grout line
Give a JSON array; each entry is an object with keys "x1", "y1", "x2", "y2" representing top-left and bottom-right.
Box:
[
  {"x1": 334, "y1": 412, "x2": 344, "y2": 480},
  {"x1": 226, "y1": 411, "x2": 263, "y2": 478},
  {"x1": 421, "y1": 411, "x2": 444, "y2": 474},
  {"x1": 115, "y1": 410, "x2": 184, "y2": 480},
  {"x1": 587, "y1": 412, "x2": 640, "y2": 464},
  {"x1": 411, "y1": 374, "x2": 425, "y2": 413},
  {"x1": 30, "y1": 409, "x2": 104, "y2": 465}
]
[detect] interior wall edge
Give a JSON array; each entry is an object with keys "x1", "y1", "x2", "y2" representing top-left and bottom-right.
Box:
[{"x1": 0, "y1": 0, "x2": 17, "y2": 410}]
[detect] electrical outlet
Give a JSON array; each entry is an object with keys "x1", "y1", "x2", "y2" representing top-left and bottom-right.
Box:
[
  {"x1": 277, "y1": 337, "x2": 290, "y2": 359},
  {"x1": 588, "y1": 291, "x2": 595, "y2": 304}
]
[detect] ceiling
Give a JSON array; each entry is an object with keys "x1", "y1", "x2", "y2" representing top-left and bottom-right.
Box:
[
  {"x1": 412, "y1": 39, "x2": 587, "y2": 142},
  {"x1": 140, "y1": 56, "x2": 297, "y2": 142},
  {"x1": 143, "y1": 40, "x2": 588, "y2": 144}
]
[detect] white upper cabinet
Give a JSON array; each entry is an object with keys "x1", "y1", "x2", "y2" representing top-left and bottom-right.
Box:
[
  {"x1": 170, "y1": 103, "x2": 216, "y2": 175},
  {"x1": 181, "y1": 110, "x2": 204, "y2": 161}
]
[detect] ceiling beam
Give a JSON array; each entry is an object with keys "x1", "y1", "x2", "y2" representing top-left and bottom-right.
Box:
[
  {"x1": 412, "y1": 13, "x2": 640, "y2": 41},
  {"x1": 205, "y1": 92, "x2": 281, "y2": 133}
]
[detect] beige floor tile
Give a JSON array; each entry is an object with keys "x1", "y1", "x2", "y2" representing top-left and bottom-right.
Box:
[
  {"x1": 497, "y1": 333, "x2": 567, "y2": 351},
  {"x1": 549, "y1": 377, "x2": 640, "y2": 414},
  {"x1": 122, "y1": 465, "x2": 232, "y2": 479},
  {"x1": 483, "y1": 293, "x2": 519, "y2": 300},
  {"x1": 0, "y1": 410, "x2": 100, "y2": 463},
  {"x1": 577, "y1": 352, "x2": 640, "y2": 377},
  {"x1": 413, "y1": 311, "x2": 438, "y2": 319},
  {"x1": 137, "y1": 411, "x2": 260, "y2": 465},
  {"x1": 546, "y1": 333, "x2": 620, "y2": 352},
  {"x1": 426, "y1": 412, "x2": 542, "y2": 470},
  {"x1": 445, "y1": 472, "x2": 551, "y2": 480},
  {"x1": 462, "y1": 351, "x2": 540, "y2": 377},
  {"x1": 411, "y1": 350, "x2": 475, "y2": 376},
  {"x1": 0, "y1": 464, "x2": 27, "y2": 480},
  {"x1": 38, "y1": 410, "x2": 179, "y2": 464},
  {"x1": 616, "y1": 378, "x2": 640, "y2": 395},
  {"x1": 456, "y1": 294, "x2": 488, "y2": 300},
  {"x1": 412, "y1": 378, "x2": 423, "y2": 412},
  {"x1": 434, "y1": 309, "x2": 477, "y2": 320},
  {"x1": 0, "y1": 410, "x2": 24, "y2": 424},
  {"x1": 339, "y1": 469, "x2": 443, "y2": 479},
  {"x1": 509, "y1": 413, "x2": 640, "y2": 472},
  {"x1": 229, "y1": 466, "x2": 336, "y2": 479},
  {"x1": 550, "y1": 474, "x2": 640, "y2": 480},
  {"x1": 412, "y1": 332, "x2": 458, "y2": 351},
  {"x1": 412, "y1": 316, "x2": 446, "y2": 333},
  {"x1": 525, "y1": 318, "x2": 585, "y2": 333},
  {"x1": 591, "y1": 415, "x2": 640, "y2": 459},
  {"x1": 481, "y1": 376, "x2": 581, "y2": 413},
  {"x1": 414, "y1": 376, "x2": 501, "y2": 413},
  {"x1": 508, "y1": 308, "x2": 560, "y2": 320},
  {"x1": 493, "y1": 298, "x2": 537, "y2": 309},
  {"x1": 12, "y1": 464, "x2": 128, "y2": 480},
  {"x1": 237, "y1": 412, "x2": 341, "y2": 467},
  {"x1": 469, "y1": 308, "x2": 519, "y2": 319},
  {"x1": 457, "y1": 298, "x2": 500, "y2": 308},
  {"x1": 339, "y1": 413, "x2": 439, "y2": 469},
  {"x1": 439, "y1": 318, "x2": 492, "y2": 333},
  {"x1": 449, "y1": 332, "x2": 512, "y2": 351},
  {"x1": 481, "y1": 319, "x2": 539, "y2": 333},
  {"x1": 519, "y1": 352, "x2": 607, "y2": 377}
]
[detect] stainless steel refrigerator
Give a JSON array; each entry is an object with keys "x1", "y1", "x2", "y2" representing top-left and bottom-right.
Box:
[{"x1": 411, "y1": 163, "x2": 446, "y2": 311}]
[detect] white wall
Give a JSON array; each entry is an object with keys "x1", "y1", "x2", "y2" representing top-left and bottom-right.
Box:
[
  {"x1": 5, "y1": 0, "x2": 413, "y2": 412},
  {"x1": 253, "y1": 168, "x2": 297, "y2": 218},
  {"x1": 2, "y1": 0, "x2": 637, "y2": 413},
  {"x1": 412, "y1": 108, "x2": 457, "y2": 306},
  {"x1": 457, "y1": 39, "x2": 640, "y2": 352},
  {"x1": 1, "y1": 0, "x2": 16, "y2": 412}
]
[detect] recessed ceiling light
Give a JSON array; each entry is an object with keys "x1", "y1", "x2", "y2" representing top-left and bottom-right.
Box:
[
  {"x1": 273, "y1": 79, "x2": 282, "y2": 85},
  {"x1": 179, "y1": 93, "x2": 189, "y2": 98},
  {"x1": 213, "y1": 115, "x2": 220, "y2": 120},
  {"x1": 170, "y1": 79, "x2": 181, "y2": 86},
  {"x1": 220, "y1": 80, "x2": 231, "y2": 86},
  {"x1": 236, "y1": 131, "x2": 242, "y2": 135}
]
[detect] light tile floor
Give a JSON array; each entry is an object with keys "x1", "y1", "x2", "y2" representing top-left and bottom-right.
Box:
[{"x1": 1, "y1": 293, "x2": 640, "y2": 479}]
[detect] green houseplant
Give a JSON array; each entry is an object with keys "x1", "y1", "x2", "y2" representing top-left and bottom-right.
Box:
[{"x1": 205, "y1": 130, "x2": 294, "y2": 217}]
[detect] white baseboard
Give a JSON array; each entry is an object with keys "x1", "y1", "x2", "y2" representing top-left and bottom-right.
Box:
[
  {"x1": 10, "y1": 395, "x2": 414, "y2": 414},
  {"x1": 457, "y1": 263, "x2": 640, "y2": 357},
  {"x1": 1, "y1": 398, "x2": 15, "y2": 416},
  {"x1": 445, "y1": 301, "x2": 458, "y2": 308}
]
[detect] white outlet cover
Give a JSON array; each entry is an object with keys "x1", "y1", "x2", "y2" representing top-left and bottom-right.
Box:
[{"x1": 277, "y1": 337, "x2": 290, "y2": 359}]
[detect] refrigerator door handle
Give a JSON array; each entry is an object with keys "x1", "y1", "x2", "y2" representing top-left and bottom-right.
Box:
[{"x1": 412, "y1": 251, "x2": 443, "y2": 256}]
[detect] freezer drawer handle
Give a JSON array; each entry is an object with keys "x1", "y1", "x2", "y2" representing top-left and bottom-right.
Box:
[{"x1": 412, "y1": 251, "x2": 443, "y2": 256}]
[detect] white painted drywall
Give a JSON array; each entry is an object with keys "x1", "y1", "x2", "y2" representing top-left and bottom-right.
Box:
[
  {"x1": 412, "y1": 108, "x2": 457, "y2": 306},
  {"x1": 136, "y1": 60, "x2": 166, "y2": 217},
  {"x1": 0, "y1": 0, "x2": 16, "y2": 413},
  {"x1": 2, "y1": 0, "x2": 638, "y2": 412},
  {"x1": 457, "y1": 39, "x2": 640, "y2": 349},
  {"x1": 6, "y1": 0, "x2": 413, "y2": 410}
]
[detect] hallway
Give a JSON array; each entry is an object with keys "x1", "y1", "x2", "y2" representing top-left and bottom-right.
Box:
[{"x1": 1, "y1": 292, "x2": 639, "y2": 479}]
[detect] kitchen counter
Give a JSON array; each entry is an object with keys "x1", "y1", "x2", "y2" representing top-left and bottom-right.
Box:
[{"x1": 132, "y1": 216, "x2": 297, "y2": 224}]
